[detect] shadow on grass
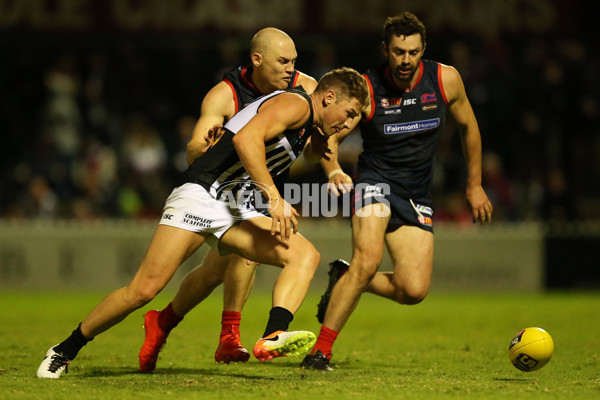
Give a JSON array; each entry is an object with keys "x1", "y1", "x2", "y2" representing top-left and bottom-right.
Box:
[
  {"x1": 72, "y1": 356, "x2": 351, "y2": 379},
  {"x1": 76, "y1": 365, "x2": 302, "y2": 380},
  {"x1": 149, "y1": 368, "x2": 278, "y2": 380},
  {"x1": 493, "y1": 378, "x2": 531, "y2": 382}
]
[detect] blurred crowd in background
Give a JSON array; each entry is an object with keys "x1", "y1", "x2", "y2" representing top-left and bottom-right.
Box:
[{"x1": 1, "y1": 2, "x2": 598, "y2": 224}]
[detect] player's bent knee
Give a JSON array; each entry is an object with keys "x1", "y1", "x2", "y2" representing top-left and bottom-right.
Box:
[
  {"x1": 298, "y1": 244, "x2": 321, "y2": 274},
  {"x1": 352, "y1": 251, "x2": 382, "y2": 277},
  {"x1": 348, "y1": 267, "x2": 377, "y2": 288},
  {"x1": 401, "y1": 292, "x2": 428, "y2": 305},
  {"x1": 284, "y1": 241, "x2": 320, "y2": 276},
  {"x1": 395, "y1": 285, "x2": 429, "y2": 305},
  {"x1": 308, "y1": 246, "x2": 321, "y2": 269},
  {"x1": 291, "y1": 239, "x2": 319, "y2": 263},
  {"x1": 346, "y1": 255, "x2": 379, "y2": 286}
]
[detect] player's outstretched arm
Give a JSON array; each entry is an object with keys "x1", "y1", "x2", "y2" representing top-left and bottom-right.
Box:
[
  {"x1": 186, "y1": 82, "x2": 235, "y2": 165},
  {"x1": 442, "y1": 64, "x2": 493, "y2": 224}
]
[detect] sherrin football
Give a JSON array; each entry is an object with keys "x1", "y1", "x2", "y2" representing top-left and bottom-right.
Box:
[{"x1": 508, "y1": 327, "x2": 554, "y2": 372}]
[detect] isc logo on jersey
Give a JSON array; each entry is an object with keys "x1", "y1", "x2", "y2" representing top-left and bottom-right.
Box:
[
  {"x1": 384, "y1": 118, "x2": 440, "y2": 135},
  {"x1": 416, "y1": 204, "x2": 433, "y2": 215}
]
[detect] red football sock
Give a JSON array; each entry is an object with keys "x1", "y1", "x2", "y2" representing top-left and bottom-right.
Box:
[
  {"x1": 157, "y1": 302, "x2": 183, "y2": 333},
  {"x1": 312, "y1": 325, "x2": 339, "y2": 358},
  {"x1": 220, "y1": 311, "x2": 241, "y2": 339}
]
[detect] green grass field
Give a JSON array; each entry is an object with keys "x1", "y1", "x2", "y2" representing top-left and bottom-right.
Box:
[{"x1": 1, "y1": 289, "x2": 599, "y2": 399}]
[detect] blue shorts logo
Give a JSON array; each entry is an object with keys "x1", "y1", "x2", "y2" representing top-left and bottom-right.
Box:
[{"x1": 384, "y1": 118, "x2": 440, "y2": 135}]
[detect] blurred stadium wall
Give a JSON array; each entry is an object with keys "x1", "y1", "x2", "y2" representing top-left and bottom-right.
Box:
[{"x1": 2, "y1": 219, "x2": 598, "y2": 291}]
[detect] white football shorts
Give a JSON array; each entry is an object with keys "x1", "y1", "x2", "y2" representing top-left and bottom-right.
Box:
[{"x1": 158, "y1": 183, "x2": 264, "y2": 248}]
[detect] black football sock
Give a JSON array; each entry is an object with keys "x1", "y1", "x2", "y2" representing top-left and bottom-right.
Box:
[
  {"x1": 53, "y1": 323, "x2": 92, "y2": 360},
  {"x1": 262, "y1": 306, "x2": 294, "y2": 337}
]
